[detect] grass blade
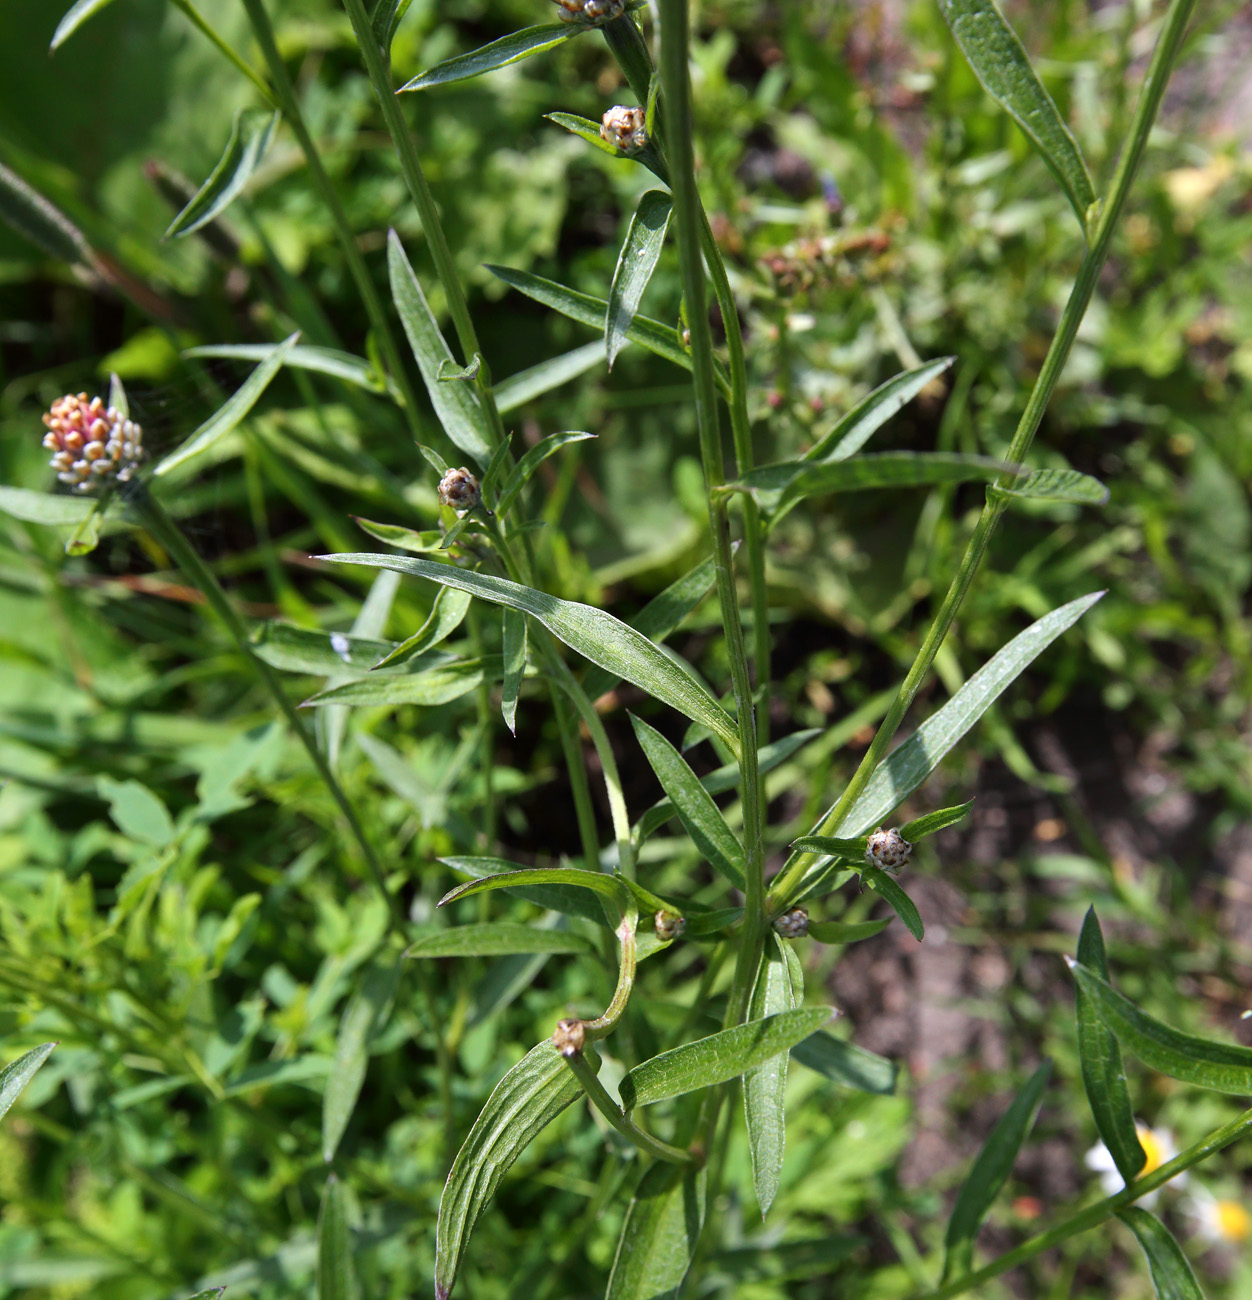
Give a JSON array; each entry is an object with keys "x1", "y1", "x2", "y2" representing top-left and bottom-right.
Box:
[
  {"x1": 0, "y1": 1044, "x2": 56, "y2": 1124},
  {"x1": 405, "y1": 923, "x2": 593, "y2": 959},
  {"x1": 791, "y1": 1032, "x2": 897, "y2": 1094},
  {"x1": 1117, "y1": 1207, "x2": 1206, "y2": 1300},
  {"x1": 942, "y1": 1061, "x2": 1052, "y2": 1282},
  {"x1": 496, "y1": 431, "x2": 596, "y2": 518},
  {"x1": 501, "y1": 609, "x2": 527, "y2": 735},
  {"x1": 165, "y1": 109, "x2": 279, "y2": 238},
  {"x1": 606, "y1": 190, "x2": 672, "y2": 370},
  {"x1": 399, "y1": 24, "x2": 575, "y2": 93},
  {"x1": 375, "y1": 585, "x2": 473, "y2": 669},
  {"x1": 606, "y1": 1162, "x2": 706, "y2": 1300}
]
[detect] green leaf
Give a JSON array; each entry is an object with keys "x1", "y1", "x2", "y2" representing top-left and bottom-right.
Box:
[
  {"x1": 1076, "y1": 908, "x2": 1145, "y2": 1184},
  {"x1": 790, "y1": 834, "x2": 865, "y2": 860},
  {"x1": 488, "y1": 264, "x2": 730, "y2": 396},
  {"x1": 439, "y1": 857, "x2": 609, "y2": 927},
  {"x1": 374, "y1": 585, "x2": 473, "y2": 669},
  {"x1": 496, "y1": 432, "x2": 595, "y2": 518},
  {"x1": 435, "y1": 1041, "x2": 595, "y2": 1299},
  {"x1": 0, "y1": 1044, "x2": 56, "y2": 1124},
  {"x1": 1117, "y1": 1208, "x2": 1206, "y2": 1300},
  {"x1": 745, "y1": 936, "x2": 803, "y2": 1216},
  {"x1": 806, "y1": 918, "x2": 891, "y2": 944},
  {"x1": 496, "y1": 342, "x2": 604, "y2": 414},
  {"x1": 186, "y1": 343, "x2": 398, "y2": 400},
  {"x1": 251, "y1": 622, "x2": 396, "y2": 675},
  {"x1": 50, "y1": 0, "x2": 117, "y2": 51},
  {"x1": 620, "y1": 1007, "x2": 834, "y2": 1110},
  {"x1": 323, "y1": 961, "x2": 400, "y2": 1162},
  {"x1": 0, "y1": 159, "x2": 90, "y2": 264},
  {"x1": 165, "y1": 109, "x2": 279, "y2": 238},
  {"x1": 437, "y1": 354, "x2": 482, "y2": 383},
  {"x1": 97, "y1": 776, "x2": 176, "y2": 848},
  {"x1": 897, "y1": 801, "x2": 974, "y2": 840},
  {"x1": 607, "y1": 191, "x2": 672, "y2": 370},
  {"x1": 942, "y1": 1061, "x2": 1052, "y2": 1283},
  {"x1": 862, "y1": 868, "x2": 923, "y2": 941},
  {"x1": 734, "y1": 451, "x2": 1016, "y2": 512},
  {"x1": 606, "y1": 1163, "x2": 707, "y2": 1300},
  {"x1": 546, "y1": 111, "x2": 626, "y2": 158},
  {"x1": 388, "y1": 232, "x2": 493, "y2": 463},
  {"x1": 64, "y1": 497, "x2": 106, "y2": 556},
  {"x1": 439, "y1": 866, "x2": 631, "y2": 917},
  {"x1": 352, "y1": 518, "x2": 446, "y2": 553},
  {"x1": 154, "y1": 332, "x2": 299, "y2": 476},
  {"x1": 582, "y1": 556, "x2": 718, "y2": 705},
  {"x1": 994, "y1": 466, "x2": 1110, "y2": 506},
  {"x1": 938, "y1": 0, "x2": 1096, "y2": 233},
  {"x1": 791, "y1": 1032, "x2": 897, "y2": 1094},
  {"x1": 1068, "y1": 962, "x2": 1252, "y2": 1095},
  {"x1": 372, "y1": 0, "x2": 414, "y2": 52},
  {"x1": 629, "y1": 715, "x2": 745, "y2": 889},
  {"x1": 405, "y1": 923, "x2": 592, "y2": 959},
  {"x1": 317, "y1": 1175, "x2": 359, "y2": 1300},
  {"x1": 300, "y1": 658, "x2": 494, "y2": 709},
  {"x1": 322, "y1": 554, "x2": 740, "y2": 750},
  {"x1": 0, "y1": 487, "x2": 97, "y2": 527},
  {"x1": 399, "y1": 24, "x2": 576, "y2": 93},
  {"x1": 501, "y1": 609, "x2": 527, "y2": 736}
]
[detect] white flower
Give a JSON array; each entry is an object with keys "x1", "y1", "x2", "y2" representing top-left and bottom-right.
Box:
[
  {"x1": 1185, "y1": 1186, "x2": 1251, "y2": 1247},
  {"x1": 1085, "y1": 1124, "x2": 1184, "y2": 1206}
]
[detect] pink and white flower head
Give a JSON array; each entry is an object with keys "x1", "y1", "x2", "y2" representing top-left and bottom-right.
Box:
[
  {"x1": 42, "y1": 393, "x2": 143, "y2": 491},
  {"x1": 1085, "y1": 1124, "x2": 1184, "y2": 1207}
]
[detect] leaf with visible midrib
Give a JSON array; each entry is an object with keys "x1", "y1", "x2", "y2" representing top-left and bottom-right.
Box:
[
  {"x1": 606, "y1": 1162, "x2": 707, "y2": 1300},
  {"x1": 439, "y1": 856, "x2": 610, "y2": 926},
  {"x1": 607, "y1": 191, "x2": 672, "y2": 369},
  {"x1": 0, "y1": 1043, "x2": 56, "y2": 1124},
  {"x1": 165, "y1": 109, "x2": 279, "y2": 239},
  {"x1": 405, "y1": 923, "x2": 593, "y2": 959},
  {"x1": 1117, "y1": 1207, "x2": 1206, "y2": 1300},
  {"x1": 863, "y1": 868, "x2": 924, "y2": 942},
  {"x1": 399, "y1": 24, "x2": 576, "y2": 93}
]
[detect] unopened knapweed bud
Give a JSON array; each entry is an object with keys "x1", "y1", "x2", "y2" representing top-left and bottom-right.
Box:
[
  {"x1": 552, "y1": 1017, "x2": 586, "y2": 1057},
  {"x1": 437, "y1": 466, "x2": 480, "y2": 516},
  {"x1": 772, "y1": 907, "x2": 808, "y2": 938},
  {"x1": 42, "y1": 393, "x2": 143, "y2": 491},
  {"x1": 654, "y1": 910, "x2": 686, "y2": 942},
  {"x1": 865, "y1": 826, "x2": 911, "y2": 873},
  {"x1": 555, "y1": 0, "x2": 627, "y2": 24},
  {"x1": 600, "y1": 105, "x2": 648, "y2": 153}
]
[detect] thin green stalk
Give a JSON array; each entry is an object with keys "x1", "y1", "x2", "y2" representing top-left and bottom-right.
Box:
[
  {"x1": 467, "y1": 605, "x2": 496, "y2": 854},
  {"x1": 169, "y1": 0, "x2": 277, "y2": 108},
  {"x1": 768, "y1": 0, "x2": 1197, "y2": 911},
  {"x1": 915, "y1": 1104, "x2": 1252, "y2": 1300},
  {"x1": 562, "y1": 1048, "x2": 697, "y2": 1166},
  {"x1": 552, "y1": 687, "x2": 604, "y2": 874},
  {"x1": 237, "y1": 0, "x2": 423, "y2": 443}
]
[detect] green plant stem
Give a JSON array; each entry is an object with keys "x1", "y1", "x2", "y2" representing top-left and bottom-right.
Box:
[
  {"x1": 658, "y1": 0, "x2": 766, "y2": 1030},
  {"x1": 468, "y1": 604, "x2": 496, "y2": 853},
  {"x1": 552, "y1": 688, "x2": 603, "y2": 874},
  {"x1": 915, "y1": 1103, "x2": 1252, "y2": 1300},
  {"x1": 562, "y1": 1048, "x2": 697, "y2": 1166},
  {"x1": 237, "y1": 0, "x2": 423, "y2": 443},
  {"x1": 767, "y1": 0, "x2": 1197, "y2": 911},
  {"x1": 170, "y1": 0, "x2": 278, "y2": 108}
]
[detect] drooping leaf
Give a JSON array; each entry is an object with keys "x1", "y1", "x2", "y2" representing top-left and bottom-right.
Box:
[
  {"x1": 154, "y1": 333, "x2": 300, "y2": 476},
  {"x1": 806, "y1": 918, "x2": 891, "y2": 945},
  {"x1": 439, "y1": 857, "x2": 610, "y2": 926},
  {"x1": 388, "y1": 232, "x2": 493, "y2": 463},
  {"x1": 606, "y1": 1162, "x2": 707, "y2": 1300},
  {"x1": 1075, "y1": 908, "x2": 1145, "y2": 1184},
  {"x1": 0, "y1": 487, "x2": 97, "y2": 526},
  {"x1": 862, "y1": 868, "x2": 924, "y2": 941},
  {"x1": 399, "y1": 24, "x2": 576, "y2": 93},
  {"x1": 607, "y1": 190, "x2": 672, "y2": 369},
  {"x1": 0, "y1": 1043, "x2": 57, "y2": 1124},
  {"x1": 495, "y1": 342, "x2": 605, "y2": 414},
  {"x1": 435, "y1": 1041, "x2": 595, "y2": 1299},
  {"x1": 1117, "y1": 1208, "x2": 1206, "y2": 1300},
  {"x1": 942, "y1": 1061, "x2": 1052, "y2": 1283},
  {"x1": 322, "y1": 554, "x2": 739, "y2": 750},
  {"x1": 317, "y1": 1175, "x2": 359, "y2": 1300},
  {"x1": 620, "y1": 1007, "x2": 835, "y2": 1110},
  {"x1": 323, "y1": 961, "x2": 400, "y2": 1162},
  {"x1": 300, "y1": 658, "x2": 494, "y2": 709},
  {"x1": 186, "y1": 343, "x2": 398, "y2": 400},
  {"x1": 405, "y1": 923, "x2": 593, "y2": 959},
  {"x1": 629, "y1": 715, "x2": 745, "y2": 889},
  {"x1": 791, "y1": 1032, "x2": 898, "y2": 1094},
  {"x1": 374, "y1": 585, "x2": 473, "y2": 669},
  {"x1": 496, "y1": 431, "x2": 596, "y2": 518},
  {"x1": 993, "y1": 466, "x2": 1109, "y2": 506},
  {"x1": 897, "y1": 801, "x2": 975, "y2": 841},
  {"x1": 50, "y1": 0, "x2": 119, "y2": 50},
  {"x1": 745, "y1": 936, "x2": 803, "y2": 1216},
  {"x1": 938, "y1": 0, "x2": 1096, "y2": 232},
  {"x1": 1068, "y1": 962, "x2": 1252, "y2": 1095},
  {"x1": 251, "y1": 623, "x2": 396, "y2": 675},
  {"x1": 165, "y1": 109, "x2": 279, "y2": 238},
  {"x1": 501, "y1": 609, "x2": 527, "y2": 735},
  {"x1": 352, "y1": 518, "x2": 446, "y2": 553}
]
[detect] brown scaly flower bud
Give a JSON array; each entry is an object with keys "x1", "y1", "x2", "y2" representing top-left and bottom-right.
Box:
[
  {"x1": 42, "y1": 393, "x2": 143, "y2": 491},
  {"x1": 865, "y1": 826, "x2": 912, "y2": 874},
  {"x1": 772, "y1": 907, "x2": 809, "y2": 939},
  {"x1": 555, "y1": 0, "x2": 627, "y2": 25},
  {"x1": 600, "y1": 105, "x2": 648, "y2": 153},
  {"x1": 552, "y1": 1017, "x2": 586, "y2": 1058},
  {"x1": 437, "y1": 466, "x2": 481, "y2": 516},
  {"x1": 654, "y1": 910, "x2": 686, "y2": 942}
]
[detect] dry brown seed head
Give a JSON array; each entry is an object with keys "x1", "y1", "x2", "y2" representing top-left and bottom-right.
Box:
[
  {"x1": 772, "y1": 907, "x2": 809, "y2": 938},
  {"x1": 600, "y1": 105, "x2": 647, "y2": 153},
  {"x1": 552, "y1": 1017, "x2": 586, "y2": 1057},
  {"x1": 865, "y1": 826, "x2": 912, "y2": 873},
  {"x1": 437, "y1": 466, "x2": 481, "y2": 516},
  {"x1": 654, "y1": 910, "x2": 687, "y2": 942}
]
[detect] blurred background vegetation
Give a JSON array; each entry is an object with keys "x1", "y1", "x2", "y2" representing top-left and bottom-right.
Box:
[{"x1": 0, "y1": 1, "x2": 1250, "y2": 1296}]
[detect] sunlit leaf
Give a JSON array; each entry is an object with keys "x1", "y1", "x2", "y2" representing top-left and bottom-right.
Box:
[
  {"x1": 186, "y1": 343, "x2": 398, "y2": 400},
  {"x1": 994, "y1": 466, "x2": 1109, "y2": 506},
  {"x1": 495, "y1": 342, "x2": 605, "y2": 414},
  {"x1": 496, "y1": 431, "x2": 595, "y2": 517},
  {"x1": 165, "y1": 109, "x2": 279, "y2": 238},
  {"x1": 0, "y1": 488, "x2": 97, "y2": 526},
  {"x1": 897, "y1": 801, "x2": 974, "y2": 840},
  {"x1": 50, "y1": 0, "x2": 117, "y2": 50},
  {"x1": 406, "y1": 923, "x2": 592, "y2": 959},
  {"x1": 439, "y1": 866, "x2": 631, "y2": 918},
  {"x1": 251, "y1": 622, "x2": 396, "y2": 675},
  {"x1": 300, "y1": 658, "x2": 494, "y2": 709},
  {"x1": 501, "y1": 609, "x2": 527, "y2": 735},
  {"x1": 399, "y1": 24, "x2": 576, "y2": 93},
  {"x1": 607, "y1": 190, "x2": 672, "y2": 370},
  {"x1": 791, "y1": 1032, "x2": 898, "y2": 1094},
  {"x1": 862, "y1": 868, "x2": 923, "y2": 941},
  {"x1": 439, "y1": 857, "x2": 609, "y2": 926},
  {"x1": 0, "y1": 1044, "x2": 56, "y2": 1124},
  {"x1": 374, "y1": 586, "x2": 473, "y2": 669},
  {"x1": 546, "y1": 111, "x2": 625, "y2": 158},
  {"x1": 606, "y1": 1162, "x2": 706, "y2": 1300},
  {"x1": 98, "y1": 776, "x2": 175, "y2": 848}
]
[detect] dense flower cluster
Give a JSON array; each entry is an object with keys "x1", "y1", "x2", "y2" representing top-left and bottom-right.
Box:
[
  {"x1": 42, "y1": 393, "x2": 143, "y2": 491},
  {"x1": 600, "y1": 105, "x2": 647, "y2": 153},
  {"x1": 437, "y1": 467, "x2": 481, "y2": 516},
  {"x1": 865, "y1": 827, "x2": 911, "y2": 873}
]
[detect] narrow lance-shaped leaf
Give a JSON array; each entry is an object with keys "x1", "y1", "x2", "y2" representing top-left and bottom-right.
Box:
[
  {"x1": 372, "y1": 0, "x2": 414, "y2": 52},
  {"x1": 440, "y1": 857, "x2": 610, "y2": 927},
  {"x1": 388, "y1": 232, "x2": 493, "y2": 463},
  {"x1": 317, "y1": 1175, "x2": 359, "y2": 1300},
  {"x1": 993, "y1": 466, "x2": 1110, "y2": 506},
  {"x1": 501, "y1": 609, "x2": 527, "y2": 735},
  {"x1": 607, "y1": 190, "x2": 672, "y2": 369},
  {"x1": 323, "y1": 961, "x2": 400, "y2": 1162},
  {"x1": 863, "y1": 868, "x2": 924, "y2": 942},
  {"x1": 252, "y1": 623, "x2": 397, "y2": 675},
  {"x1": 0, "y1": 1043, "x2": 57, "y2": 1124},
  {"x1": 375, "y1": 585, "x2": 473, "y2": 669},
  {"x1": 50, "y1": 0, "x2": 117, "y2": 51},
  {"x1": 1068, "y1": 962, "x2": 1252, "y2": 1096},
  {"x1": 406, "y1": 923, "x2": 592, "y2": 959},
  {"x1": 942, "y1": 1061, "x2": 1052, "y2": 1283},
  {"x1": 1076, "y1": 908, "x2": 1145, "y2": 1184},
  {"x1": 496, "y1": 431, "x2": 595, "y2": 517},
  {"x1": 606, "y1": 1162, "x2": 707, "y2": 1300},
  {"x1": 1117, "y1": 1207, "x2": 1206, "y2": 1300},
  {"x1": 322, "y1": 554, "x2": 740, "y2": 751},
  {"x1": 436, "y1": 1041, "x2": 596, "y2": 1299},
  {"x1": 186, "y1": 343, "x2": 399, "y2": 400},
  {"x1": 791, "y1": 1032, "x2": 898, "y2": 1095},
  {"x1": 155, "y1": 333, "x2": 300, "y2": 476},
  {"x1": 806, "y1": 917, "x2": 891, "y2": 945},
  {"x1": 0, "y1": 159, "x2": 91, "y2": 265},
  {"x1": 546, "y1": 111, "x2": 627, "y2": 159},
  {"x1": 620, "y1": 1007, "x2": 835, "y2": 1110},
  {"x1": 745, "y1": 936, "x2": 803, "y2": 1217},
  {"x1": 898, "y1": 800, "x2": 974, "y2": 840},
  {"x1": 399, "y1": 24, "x2": 576, "y2": 93},
  {"x1": 440, "y1": 866, "x2": 631, "y2": 917},
  {"x1": 495, "y1": 342, "x2": 604, "y2": 414},
  {"x1": 301, "y1": 658, "x2": 494, "y2": 709},
  {"x1": 166, "y1": 109, "x2": 279, "y2": 238},
  {"x1": 630, "y1": 714, "x2": 745, "y2": 889},
  {"x1": 938, "y1": 0, "x2": 1096, "y2": 233}
]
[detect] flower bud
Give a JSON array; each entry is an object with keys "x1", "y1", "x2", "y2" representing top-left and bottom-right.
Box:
[
  {"x1": 772, "y1": 907, "x2": 809, "y2": 938},
  {"x1": 552, "y1": 1017, "x2": 586, "y2": 1057},
  {"x1": 865, "y1": 826, "x2": 911, "y2": 873},
  {"x1": 600, "y1": 105, "x2": 648, "y2": 153},
  {"x1": 41, "y1": 393, "x2": 143, "y2": 491},
  {"x1": 555, "y1": 0, "x2": 627, "y2": 25},
  {"x1": 437, "y1": 466, "x2": 481, "y2": 516},
  {"x1": 654, "y1": 910, "x2": 686, "y2": 942}
]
